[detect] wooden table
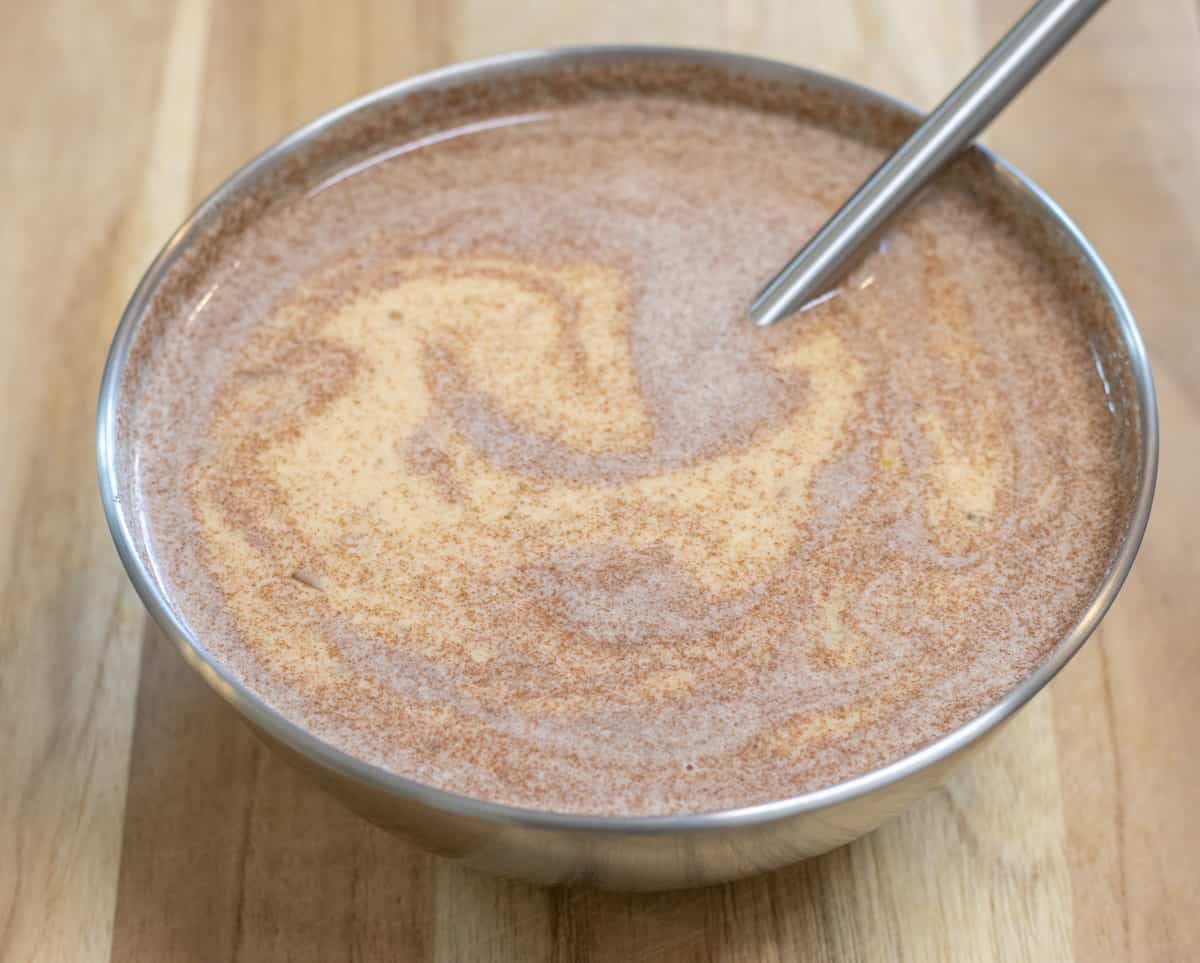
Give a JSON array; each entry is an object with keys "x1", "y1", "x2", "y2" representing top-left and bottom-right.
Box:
[{"x1": 4, "y1": 1, "x2": 1197, "y2": 959}]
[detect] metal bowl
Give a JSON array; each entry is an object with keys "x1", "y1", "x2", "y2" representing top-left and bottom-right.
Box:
[{"x1": 96, "y1": 46, "x2": 1158, "y2": 891}]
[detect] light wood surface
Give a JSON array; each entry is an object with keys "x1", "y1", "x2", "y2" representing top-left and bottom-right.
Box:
[{"x1": 2, "y1": 1, "x2": 1197, "y2": 960}]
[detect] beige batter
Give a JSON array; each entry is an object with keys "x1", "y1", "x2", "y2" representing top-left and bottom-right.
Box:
[{"x1": 126, "y1": 79, "x2": 1127, "y2": 815}]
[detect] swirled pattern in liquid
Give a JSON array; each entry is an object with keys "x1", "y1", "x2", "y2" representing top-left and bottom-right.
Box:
[{"x1": 132, "y1": 92, "x2": 1127, "y2": 815}]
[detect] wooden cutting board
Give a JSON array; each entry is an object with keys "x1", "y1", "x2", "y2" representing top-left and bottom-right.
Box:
[{"x1": 3, "y1": 1, "x2": 1197, "y2": 959}]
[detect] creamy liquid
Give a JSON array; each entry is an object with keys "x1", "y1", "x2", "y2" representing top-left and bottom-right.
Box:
[{"x1": 126, "y1": 82, "x2": 1128, "y2": 815}]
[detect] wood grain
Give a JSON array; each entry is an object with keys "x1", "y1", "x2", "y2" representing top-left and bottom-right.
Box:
[
  {"x1": 0, "y1": 0, "x2": 199, "y2": 959},
  {"x1": 1, "y1": 1, "x2": 1196, "y2": 961},
  {"x1": 983, "y1": 2, "x2": 1200, "y2": 959}
]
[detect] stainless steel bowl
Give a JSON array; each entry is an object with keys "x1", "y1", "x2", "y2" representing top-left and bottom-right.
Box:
[{"x1": 97, "y1": 46, "x2": 1158, "y2": 891}]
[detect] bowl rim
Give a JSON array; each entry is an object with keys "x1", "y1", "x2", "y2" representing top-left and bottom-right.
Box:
[{"x1": 96, "y1": 44, "x2": 1159, "y2": 835}]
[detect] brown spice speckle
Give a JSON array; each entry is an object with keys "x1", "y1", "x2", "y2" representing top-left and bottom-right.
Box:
[{"x1": 119, "y1": 63, "x2": 1133, "y2": 817}]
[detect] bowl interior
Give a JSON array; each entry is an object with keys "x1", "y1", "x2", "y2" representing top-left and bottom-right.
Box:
[{"x1": 97, "y1": 47, "x2": 1156, "y2": 833}]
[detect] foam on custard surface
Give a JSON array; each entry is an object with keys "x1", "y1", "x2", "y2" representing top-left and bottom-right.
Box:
[{"x1": 126, "y1": 87, "x2": 1128, "y2": 815}]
